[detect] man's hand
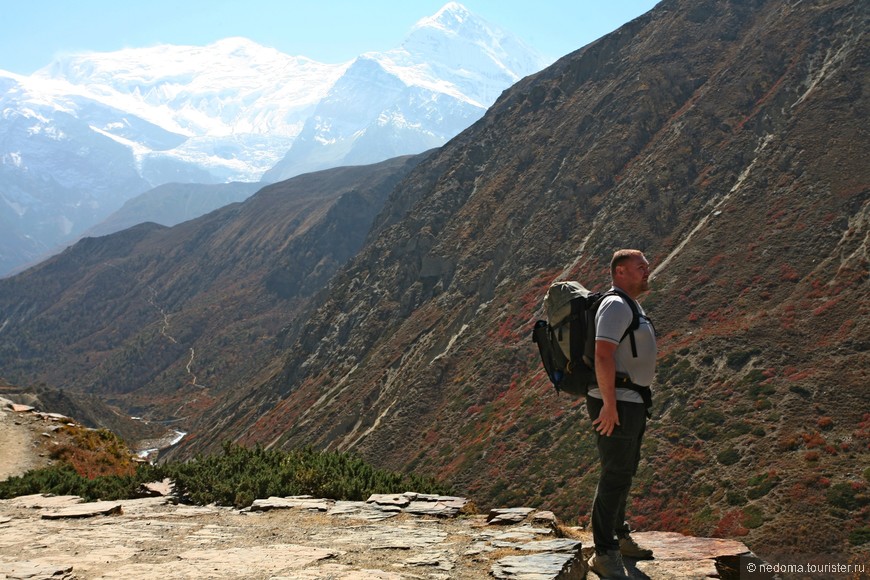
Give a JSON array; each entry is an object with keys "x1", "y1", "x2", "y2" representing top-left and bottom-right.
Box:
[{"x1": 593, "y1": 403, "x2": 620, "y2": 436}]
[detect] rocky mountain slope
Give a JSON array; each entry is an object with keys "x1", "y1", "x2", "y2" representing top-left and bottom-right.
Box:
[
  {"x1": 0, "y1": 152, "x2": 429, "y2": 428},
  {"x1": 0, "y1": 0, "x2": 866, "y2": 562}
]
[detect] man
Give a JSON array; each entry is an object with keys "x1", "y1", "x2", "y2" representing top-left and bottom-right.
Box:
[{"x1": 587, "y1": 249, "x2": 657, "y2": 579}]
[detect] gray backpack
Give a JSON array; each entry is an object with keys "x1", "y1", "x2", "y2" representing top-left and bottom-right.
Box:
[{"x1": 532, "y1": 281, "x2": 639, "y2": 396}]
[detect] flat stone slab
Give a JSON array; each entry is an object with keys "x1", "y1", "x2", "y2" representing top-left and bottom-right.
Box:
[
  {"x1": 33, "y1": 412, "x2": 72, "y2": 422},
  {"x1": 405, "y1": 498, "x2": 466, "y2": 516},
  {"x1": 402, "y1": 549, "x2": 456, "y2": 571},
  {"x1": 411, "y1": 493, "x2": 466, "y2": 502},
  {"x1": 491, "y1": 526, "x2": 555, "y2": 541},
  {"x1": 488, "y1": 506, "x2": 536, "y2": 524},
  {"x1": 492, "y1": 551, "x2": 586, "y2": 580},
  {"x1": 631, "y1": 531, "x2": 750, "y2": 560},
  {"x1": 532, "y1": 510, "x2": 558, "y2": 524},
  {"x1": 6, "y1": 495, "x2": 83, "y2": 509},
  {"x1": 327, "y1": 500, "x2": 399, "y2": 521},
  {"x1": 366, "y1": 493, "x2": 411, "y2": 508},
  {"x1": 631, "y1": 557, "x2": 723, "y2": 580},
  {"x1": 625, "y1": 531, "x2": 751, "y2": 580},
  {"x1": 0, "y1": 561, "x2": 74, "y2": 579},
  {"x1": 250, "y1": 496, "x2": 334, "y2": 512},
  {"x1": 517, "y1": 538, "x2": 582, "y2": 553},
  {"x1": 41, "y1": 500, "x2": 122, "y2": 519}
]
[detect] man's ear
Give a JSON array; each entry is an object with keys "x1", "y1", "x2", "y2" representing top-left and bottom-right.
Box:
[{"x1": 613, "y1": 263, "x2": 624, "y2": 279}]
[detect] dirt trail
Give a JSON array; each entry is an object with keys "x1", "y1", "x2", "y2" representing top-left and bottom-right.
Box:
[{"x1": 0, "y1": 406, "x2": 50, "y2": 481}]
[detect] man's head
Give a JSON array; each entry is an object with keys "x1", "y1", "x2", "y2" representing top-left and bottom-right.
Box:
[{"x1": 610, "y1": 249, "x2": 650, "y2": 298}]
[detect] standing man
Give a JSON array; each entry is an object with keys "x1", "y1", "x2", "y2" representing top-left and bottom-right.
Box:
[{"x1": 587, "y1": 249, "x2": 657, "y2": 579}]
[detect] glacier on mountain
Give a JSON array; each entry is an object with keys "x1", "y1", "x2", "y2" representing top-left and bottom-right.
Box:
[
  {"x1": 0, "y1": 2, "x2": 549, "y2": 276},
  {"x1": 264, "y1": 2, "x2": 547, "y2": 182}
]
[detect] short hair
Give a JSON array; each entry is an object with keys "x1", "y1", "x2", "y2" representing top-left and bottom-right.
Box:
[{"x1": 610, "y1": 249, "x2": 645, "y2": 277}]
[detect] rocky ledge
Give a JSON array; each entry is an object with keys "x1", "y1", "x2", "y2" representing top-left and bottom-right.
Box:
[{"x1": 0, "y1": 490, "x2": 753, "y2": 579}]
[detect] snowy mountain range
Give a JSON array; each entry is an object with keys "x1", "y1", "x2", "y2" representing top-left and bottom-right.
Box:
[{"x1": 0, "y1": 2, "x2": 549, "y2": 276}]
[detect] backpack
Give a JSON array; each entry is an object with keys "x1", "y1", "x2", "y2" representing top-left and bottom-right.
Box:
[{"x1": 531, "y1": 281, "x2": 640, "y2": 397}]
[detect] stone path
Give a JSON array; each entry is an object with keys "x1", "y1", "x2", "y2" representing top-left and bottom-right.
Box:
[
  {"x1": 0, "y1": 492, "x2": 752, "y2": 579},
  {"x1": 0, "y1": 401, "x2": 52, "y2": 481}
]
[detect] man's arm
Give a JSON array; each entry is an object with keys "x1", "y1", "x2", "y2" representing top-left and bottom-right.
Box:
[{"x1": 593, "y1": 339, "x2": 620, "y2": 436}]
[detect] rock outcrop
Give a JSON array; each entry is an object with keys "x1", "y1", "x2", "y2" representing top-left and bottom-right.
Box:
[{"x1": 0, "y1": 493, "x2": 752, "y2": 579}]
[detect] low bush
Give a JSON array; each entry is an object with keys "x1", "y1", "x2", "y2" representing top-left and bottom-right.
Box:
[
  {"x1": 746, "y1": 472, "x2": 780, "y2": 499},
  {"x1": 717, "y1": 447, "x2": 740, "y2": 466},
  {"x1": 0, "y1": 442, "x2": 451, "y2": 508},
  {"x1": 726, "y1": 349, "x2": 760, "y2": 369},
  {"x1": 850, "y1": 526, "x2": 870, "y2": 546},
  {"x1": 827, "y1": 482, "x2": 867, "y2": 512},
  {"x1": 0, "y1": 463, "x2": 160, "y2": 502}
]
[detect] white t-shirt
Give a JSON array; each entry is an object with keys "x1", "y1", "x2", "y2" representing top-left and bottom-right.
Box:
[{"x1": 586, "y1": 287, "x2": 657, "y2": 403}]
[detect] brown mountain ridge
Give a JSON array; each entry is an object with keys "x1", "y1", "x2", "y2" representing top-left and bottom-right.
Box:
[
  {"x1": 0, "y1": 153, "x2": 428, "y2": 412},
  {"x1": 0, "y1": 0, "x2": 867, "y2": 563}
]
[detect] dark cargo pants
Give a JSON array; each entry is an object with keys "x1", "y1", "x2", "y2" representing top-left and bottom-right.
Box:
[{"x1": 586, "y1": 395, "x2": 647, "y2": 553}]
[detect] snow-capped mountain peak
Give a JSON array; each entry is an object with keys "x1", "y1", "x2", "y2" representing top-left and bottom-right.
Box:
[
  {"x1": 33, "y1": 39, "x2": 349, "y2": 139},
  {"x1": 262, "y1": 3, "x2": 548, "y2": 182},
  {"x1": 0, "y1": 3, "x2": 550, "y2": 276},
  {"x1": 399, "y1": 3, "x2": 548, "y2": 105},
  {"x1": 413, "y1": 2, "x2": 473, "y2": 33}
]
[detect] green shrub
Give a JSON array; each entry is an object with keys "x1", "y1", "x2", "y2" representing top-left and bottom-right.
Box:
[
  {"x1": 747, "y1": 473, "x2": 779, "y2": 499},
  {"x1": 0, "y1": 443, "x2": 451, "y2": 509},
  {"x1": 658, "y1": 357, "x2": 700, "y2": 387},
  {"x1": 717, "y1": 448, "x2": 740, "y2": 466},
  {"x1": 742, "y1": 505, "x2": 764, "y2": 529},
  {"x1": 747, "y1": 380, "x2": 775, "y2": 399},
  {"x1": 162, "y1": 443, "x2": 451, "y2": 508},
  {"x1": 741, "y1": 369, "x2": 766, "y2": 385},
  {"x1": 690, "y1": 409, "x2": 726, "y2": 439},
  {"x1": 0, "y1": 463, "x2": 161, "y2": 501},
  {"x1": 723, "y1": 422, "x2": 753, "y2": 439},
  {"x1": 726, "y1": 490, "x2": 746, "y2": 506},
  {"x1": 696, "y1": 409, "x2": 726, "y2": 426},
  {"x1": 696, "y1": 425, "x2": 717, "y2": 441},
  {"x1": 726, "y1": 349, "x2": 760, "y2": 369},
  {"x1": 849, "y1": 526, "x2": 870, "y2": 545},
  {"x1": 827, "y1": 483, "x2": 867, "y2": 511}
]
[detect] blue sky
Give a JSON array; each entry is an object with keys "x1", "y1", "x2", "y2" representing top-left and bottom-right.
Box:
[{"x1": 1, "y1": 0, "x2": 660, "y2": 75}]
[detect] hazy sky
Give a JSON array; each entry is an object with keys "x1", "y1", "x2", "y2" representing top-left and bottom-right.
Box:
[{"x1": 0, "y1": 1, "x2": 660, "y2": 75}]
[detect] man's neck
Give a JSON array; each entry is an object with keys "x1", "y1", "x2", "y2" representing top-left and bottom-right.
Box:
[{"x1": 612, "y1": 284, "x2": 641, "y2": 301}]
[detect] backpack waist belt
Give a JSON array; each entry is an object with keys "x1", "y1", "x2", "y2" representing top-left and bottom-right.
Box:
[{"x1": 615, "y1": 374, "x2": 652, "y2": 417}]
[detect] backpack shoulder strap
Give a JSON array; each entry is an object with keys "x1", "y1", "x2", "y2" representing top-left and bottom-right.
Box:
[
  {"x1": 603, "y1": 289, "x2": 640, "y2": 357},
  {"x1": 569, "y1": 297, "x2": 585, "y2": 370}
]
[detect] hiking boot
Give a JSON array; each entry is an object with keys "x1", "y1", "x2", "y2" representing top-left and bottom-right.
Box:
[
  {"x1": 589, "y1": 549, "x2": 630, "y2": 579},
  {"x1": 619, "y1": 533, "x2": 653, "y2": 559}
]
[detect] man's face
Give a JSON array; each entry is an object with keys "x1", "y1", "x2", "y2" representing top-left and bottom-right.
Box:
[{"x1": 617, "y1": 254, "x2": 650, "y2": 295}]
